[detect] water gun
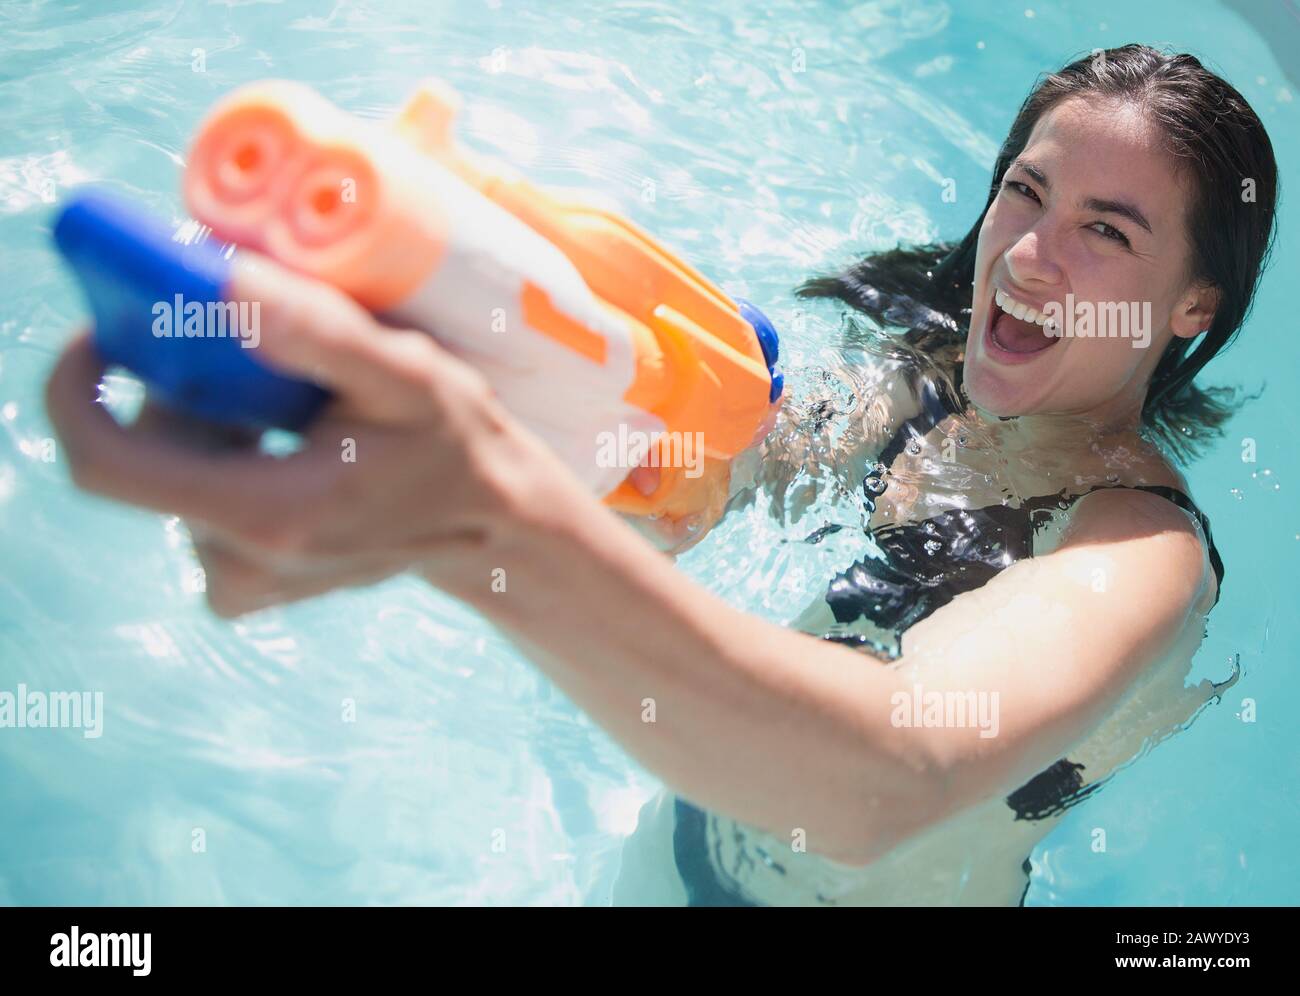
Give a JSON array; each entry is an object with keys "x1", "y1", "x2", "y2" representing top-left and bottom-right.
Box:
[{"x1": 51, "y1": 80, "x2": 782, "y2": 520}]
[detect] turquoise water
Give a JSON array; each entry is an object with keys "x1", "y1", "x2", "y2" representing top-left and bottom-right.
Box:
[{"x1": 1, "y1": 0, "x2": 1296, "y2": 904}]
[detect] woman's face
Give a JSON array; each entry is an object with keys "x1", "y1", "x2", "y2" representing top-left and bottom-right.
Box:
[{"x1": 964, "y1": 96, "x2": 1217, "y2": 423}]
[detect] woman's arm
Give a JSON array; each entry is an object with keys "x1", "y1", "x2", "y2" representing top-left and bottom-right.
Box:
[
  {"x1": 44, "y1": 256, "x2": 1215, "y2": 866},
  {"x1": 436, "y1": 467, "x2": 951, "y2": 864},
  {"x1": 438, "y1": 476, "x2": 1215, "y2": 865}
]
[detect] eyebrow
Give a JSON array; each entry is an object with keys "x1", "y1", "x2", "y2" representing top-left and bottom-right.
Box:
[{"x1": 1008, "y1": 157, "x2": 1154, "y2": 234}]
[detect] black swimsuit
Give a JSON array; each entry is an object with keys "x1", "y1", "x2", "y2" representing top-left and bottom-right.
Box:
[{"x1": 672, "y1": 382, "x2": 1226, "y2": 906}]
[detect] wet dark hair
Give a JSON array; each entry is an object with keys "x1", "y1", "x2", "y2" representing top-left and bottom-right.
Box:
[{"x1": 798, "y1": 44, "x2": 1278, "y2": 460}]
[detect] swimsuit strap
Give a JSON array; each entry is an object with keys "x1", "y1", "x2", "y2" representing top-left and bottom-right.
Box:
[
  {"x1": 871, "y1": 394, "x2": 1225, "y2": 602},
  {"x1": 876, "y1": 378, "x2": 951, "y2": 468}
]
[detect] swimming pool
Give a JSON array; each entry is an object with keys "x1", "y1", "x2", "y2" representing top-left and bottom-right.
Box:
[{"x1": 1, "y1": 0, "x2": 1296, "y2": 905}]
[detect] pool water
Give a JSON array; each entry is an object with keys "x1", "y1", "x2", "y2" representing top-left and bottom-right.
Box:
[{"x1": 1, "y1": 0, "x2": 1296, "y2": 905}]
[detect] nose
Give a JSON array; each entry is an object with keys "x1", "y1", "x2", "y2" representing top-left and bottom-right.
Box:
[{"x1": 1004, "y1": 221, "x2": 1065, "y2": 289}]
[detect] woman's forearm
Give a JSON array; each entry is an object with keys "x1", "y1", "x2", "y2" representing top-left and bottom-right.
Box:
[{"x1": 436, "y1": 483, "x2": 948, "y2": 865}]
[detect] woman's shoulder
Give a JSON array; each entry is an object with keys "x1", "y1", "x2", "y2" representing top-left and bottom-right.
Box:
[
  {"x1": 1105, "y1": 451, "x2": 1216, "y2": 548},
  {"x1": 1131, "y1": 447, "x2": 1195, "y2": 495},
  {"x1": 1064, "y1": 475, "x2": 1220, "y2": 612},
  {"x1": 1079, "y1": 437, "x2": 1204, "y2": 523}
]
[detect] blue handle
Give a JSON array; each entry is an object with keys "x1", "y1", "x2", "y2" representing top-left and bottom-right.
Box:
[{"x1": 51, "y1": 188, "x2": 329, "y2": 429}]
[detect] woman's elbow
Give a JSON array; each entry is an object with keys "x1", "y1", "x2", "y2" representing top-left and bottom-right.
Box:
[{"x1": 810, "y1": 746, "x2": 957, "y2": 868}]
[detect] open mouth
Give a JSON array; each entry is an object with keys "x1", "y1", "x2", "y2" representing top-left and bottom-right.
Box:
[{"x1": 984, "y1": 287, "x2": 1062, "y2": 360}]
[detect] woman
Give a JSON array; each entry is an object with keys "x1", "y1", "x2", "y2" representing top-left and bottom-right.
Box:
[{"x1": 45, "y1": 45, "x2": 1277, "y2": 905}]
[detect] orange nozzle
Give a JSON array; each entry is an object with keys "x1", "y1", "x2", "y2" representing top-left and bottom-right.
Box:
[{"x1": 184, "y1": 81, "x2": 447, "y2": 311}]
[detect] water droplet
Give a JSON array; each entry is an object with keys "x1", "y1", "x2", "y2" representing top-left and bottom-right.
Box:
[
  {"x1": 906, "y1": 439, "x2": 922, "y2": 455},
  {"x1": 957, "y1": 435, "x2": 968, "y2": 447},
  {"x1": 1229, "y1": 488, "x2": 1244, "y2": 501},
  {"x1": 863, "y1": 466, "x2": 889, "y2": 497},
  {"x1": 1105, "y1": 473, "x2": 1119, "y2": 484},
  {"x1": 923, "y1": 539, "x2": 942, "y2": 555},
  {"x1": 1251, "y1": 468, "x2": 1280, "y2": 493}
]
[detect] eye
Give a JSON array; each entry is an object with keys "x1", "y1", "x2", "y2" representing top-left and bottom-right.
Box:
[
  {"x1": 1001, "y1": 179, "x2": 1041, "y2": 204},
  {"x1": 1088, "y1": 221, "x2": 1131, "y2": 247}
]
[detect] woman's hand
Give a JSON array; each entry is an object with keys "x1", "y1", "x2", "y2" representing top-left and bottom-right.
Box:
[
  {"x1": 618, "y1": 400, "x2": 780, "y2": 556},
  {"x1": 44, "y1": 252, "x2": 580, "y2": 617}
]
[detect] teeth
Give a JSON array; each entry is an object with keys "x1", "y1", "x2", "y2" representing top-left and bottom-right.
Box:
[{"x1": 995, "y1": 288, "x2": 1049, "y2": 326}]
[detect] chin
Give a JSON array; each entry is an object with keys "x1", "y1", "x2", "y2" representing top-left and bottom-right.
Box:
[{"x1": 962, "y1": 362, "x2": 1034, "y2": 417}]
